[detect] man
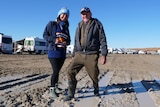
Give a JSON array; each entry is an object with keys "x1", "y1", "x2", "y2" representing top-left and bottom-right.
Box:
[{"x1": 64, "y1": 7, "x2": 108, "y2": 101}]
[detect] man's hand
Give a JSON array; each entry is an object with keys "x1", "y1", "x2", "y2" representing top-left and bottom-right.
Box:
[{"x1": 100, "y1": 56, "x2": 107, "y2": 65}]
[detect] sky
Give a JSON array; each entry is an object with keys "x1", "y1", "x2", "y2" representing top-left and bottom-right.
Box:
[{"x1": 0, "y1": 0, "x2": 160, "y2": 48}]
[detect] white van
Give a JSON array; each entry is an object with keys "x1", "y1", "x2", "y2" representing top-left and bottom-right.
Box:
[
  {"x1": 0, "y1": 33, "x2": 13, "y2": 54},
  {"x1": 23, "y1": 37, "x2": 47, "y2": 54},
  {"x1": 67, "y1": 45, "x2": 74, "y2": 54}
]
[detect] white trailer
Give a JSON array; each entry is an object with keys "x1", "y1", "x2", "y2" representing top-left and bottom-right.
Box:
[
  {"x1": 23, "y1": 37, "x2": 47, "y2": 54},
  {"x1": 0, "y1": 33, "x2": 13, "y2": 54},
  {"x1": 157, "y1": 50, "x2": 160, "y2": 55}
]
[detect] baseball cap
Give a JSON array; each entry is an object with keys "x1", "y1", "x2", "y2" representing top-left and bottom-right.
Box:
[{"x1": 81, "y1": 7, "x2": 90, "y2": 14}]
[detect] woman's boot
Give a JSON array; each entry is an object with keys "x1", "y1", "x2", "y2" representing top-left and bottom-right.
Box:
[{"x1": 49, "y1": 87, "x2": 58, "y2": 99}]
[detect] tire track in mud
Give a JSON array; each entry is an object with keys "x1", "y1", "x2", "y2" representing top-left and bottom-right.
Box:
[
  {"x1": 145, "y1": 74, "x2": 160, "y2": 107},
  {"x1": 101, "y1": 74, "x2": 160, "y2": 107},
  {"x1": 0, "y1": 74, "x2": 39, "y2": 86},
  {"x1": 132, "y1": 80, "x2": 157, "y2": 107},
  {"x1": 0, "y1": 74, "x2": 50, "y2": 95}
]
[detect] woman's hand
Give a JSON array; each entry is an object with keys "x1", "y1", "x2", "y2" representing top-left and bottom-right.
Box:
[{"x1": 55, "y1": 38, "x2": 59, "y2": 44}]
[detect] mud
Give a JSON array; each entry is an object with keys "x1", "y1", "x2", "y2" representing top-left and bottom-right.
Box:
[{"x1": 0, "y1": 54, "x2": 160, "y2": 107}]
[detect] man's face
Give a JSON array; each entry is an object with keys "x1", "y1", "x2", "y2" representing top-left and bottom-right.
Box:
[{"x1": 81, "y1": 11, "x2": 91, "y2": 23}]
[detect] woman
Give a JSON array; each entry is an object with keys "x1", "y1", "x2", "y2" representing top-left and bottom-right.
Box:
[{"x1": 43, "y1": 7, "x2": 70, "y2": 99}]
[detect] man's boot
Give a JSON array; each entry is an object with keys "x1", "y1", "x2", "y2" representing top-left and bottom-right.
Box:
[
  {"x1": 64, "y1": 81, "x2": 77, "y2": 101},
  {"x1": 94, "y1": 84, "x2": 99, "y2": 96},
  {"x1": 49, "y1": 87, "x2": 58, "y2": 99},
  {"x1": 94, "y1": 88, "x2": 99, "y2": 96}
]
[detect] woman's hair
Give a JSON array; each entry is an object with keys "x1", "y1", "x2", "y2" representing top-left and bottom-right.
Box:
[{"x1": 56, "y1": 16, "x2": 69, "y2": 27}]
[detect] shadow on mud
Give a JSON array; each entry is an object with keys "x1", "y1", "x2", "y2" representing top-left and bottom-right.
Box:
[{"x1": 77, "y1": 79, "x2": 160, "y2": 99}]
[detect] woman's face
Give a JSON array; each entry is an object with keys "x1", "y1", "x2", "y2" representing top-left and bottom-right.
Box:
[{"x1": 60, "y1": 13, "x2": 68, "y2": 21}]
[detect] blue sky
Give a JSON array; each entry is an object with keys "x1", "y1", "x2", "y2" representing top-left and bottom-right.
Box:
[{"x1": 0, "y1": 0, "x2": 160, "y2": 48}]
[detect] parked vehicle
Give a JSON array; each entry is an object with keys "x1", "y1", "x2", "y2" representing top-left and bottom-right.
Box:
[
  {"x1": 66, "y1": 45, "x2": 74, "y2": 54},
  {"x1": 157, "y1": 50, "x2": 160, "y2": 55},
  {"x1": 0, "y1": 33, "x2": 13, "y2": 54},
  {"x1": 23, "y1": 37, "x2": 47, "y2": 54},
  {"x1": 108, "y1": 47, "x2": 113, "y2": 54},
  {"x1": 138, "y1": 50, "x2": 147, "y2": 54},
  {"x1": 126, "y1": 50, "x2": 134, "y2": 54}
]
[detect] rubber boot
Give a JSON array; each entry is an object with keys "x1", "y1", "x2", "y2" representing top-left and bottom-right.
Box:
[
  {"x1": 93, "y1": 83, "x2": 99, "y2": 96},
  {"x1": 49, "y1": 87, "x2": 58, "y2": 99},
  {"x1": 94, "y1": 88, "x2": 99, "y2": 96},
  {"x1": 64, "y1": 81, "x2": 77, "y2": 101}
]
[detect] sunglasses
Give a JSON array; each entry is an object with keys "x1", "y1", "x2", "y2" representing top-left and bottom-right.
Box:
[
  {"x1": 83, "y1": 7, "x2": 90, "y2": 11},
  {"x1": 81, "y1": 7, "x2": 90, "y2": 13}
]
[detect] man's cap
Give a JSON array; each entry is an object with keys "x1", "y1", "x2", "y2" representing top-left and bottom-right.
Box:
[{"x1": 80, "y1": 7, "x2": 90, "y2": 13}]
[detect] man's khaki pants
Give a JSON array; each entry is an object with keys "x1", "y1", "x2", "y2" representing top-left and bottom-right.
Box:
[{"x1": 67, "y1": 52, "x2": 100, "y2": 96}]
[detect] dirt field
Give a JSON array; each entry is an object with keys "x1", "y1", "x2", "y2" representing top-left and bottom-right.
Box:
[{"x1": 0, "y1": 54, "x2": 160, "y2": 107}]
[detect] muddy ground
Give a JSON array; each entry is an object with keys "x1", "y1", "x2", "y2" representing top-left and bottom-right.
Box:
[{"x1": 0, "y1": 54, "x2": 160, "y2": 107}]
